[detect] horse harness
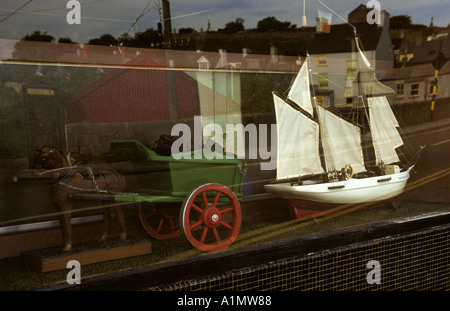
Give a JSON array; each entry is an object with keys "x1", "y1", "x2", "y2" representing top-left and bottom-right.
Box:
[{"x1": 50, "y1": 166, "x2": 124, "y2": 194}]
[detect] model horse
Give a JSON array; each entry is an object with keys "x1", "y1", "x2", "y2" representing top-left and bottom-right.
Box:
[{"x1": 33, "y1": 146, "x2": 127, "y2": 251}]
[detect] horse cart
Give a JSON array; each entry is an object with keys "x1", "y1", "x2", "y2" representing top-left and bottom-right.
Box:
[{"x1": 70, "y1": 140, "x2": 247, "y2": 252}]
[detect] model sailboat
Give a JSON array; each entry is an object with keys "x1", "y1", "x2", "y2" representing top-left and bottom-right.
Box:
[{"x1": 264, "y1": 35, "x2": 414, "y2": 218}]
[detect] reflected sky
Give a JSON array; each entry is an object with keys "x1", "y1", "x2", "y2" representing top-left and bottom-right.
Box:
[{"x1": 0, "y1": 0, "x2": 449, "y2": 44}]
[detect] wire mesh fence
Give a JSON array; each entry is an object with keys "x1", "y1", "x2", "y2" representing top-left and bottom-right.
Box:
[{"x1": 149, "y1": 223, "x2": 450, "y2": 291}]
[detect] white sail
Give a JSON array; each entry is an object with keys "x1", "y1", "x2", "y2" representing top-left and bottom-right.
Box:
[
  {"x1": 317, "y1": 106, "x2": 366, "y2": 174},
  {"x1": 273, "y1": 93, "x2": 324, "y2": 180},
  {"x1": 355, "y1": 36, "x2": 373, "y2": 70},
  {"x1": 368, "y1": 96, "x2": 404, "y2": 165},
  {"x1": 353, "y1": 71, "x2": 396, "y2": 97},
  {"x1": 353, "y1": 42, "x2": 396, "y2": 97},
  {"x1": 287, "y1": 60, "x2": 314, "y2": 116}
]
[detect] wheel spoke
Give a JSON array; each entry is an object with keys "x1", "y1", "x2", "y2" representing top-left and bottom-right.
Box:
[
  {"x1": 192, "y1": 203, "x2": 203, "y2": 214},
  {"x1": 219, "y1": 206, "x2": 234, "y2": 215},
  {"x1": 157, "y1": 219, "x2": 164, "y2": 232},
  {"x1": 190, "y1": 219, "x2": 203, "y2": 230},
  {"x1": 200, "y1": 227, "x2": 208, "y2": 243},
  {"x1": 220, "y1": 221, "x2": 233, "y2": 230},
  {"x1": 212, "y1": 192, "x2": 221, "y2": 208},
  {"x1": 212, "y1": 228, "x2": 221, "y2": 244},
  {"x1": 202, "y1": 191, "x2": 209, "y2": 207}
]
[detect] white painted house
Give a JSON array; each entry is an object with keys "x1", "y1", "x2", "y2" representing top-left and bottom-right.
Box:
[{"x1": 308, "y1": 5, "x2": 394, "y2": 108}]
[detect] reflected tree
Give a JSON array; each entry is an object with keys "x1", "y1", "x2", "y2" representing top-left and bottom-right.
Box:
[
  {"x1": 218, "y1": 18, "x2": 245, "y2": 33},
  {"x1": 21, "y1": 30, "x2": 55, "y2": 42},
  {"x1": 88, "y1": 34, "x2": 118, "y2": 46},
  {"x1": 256, "y1": 17, "x2": 294, "y2": 32}
]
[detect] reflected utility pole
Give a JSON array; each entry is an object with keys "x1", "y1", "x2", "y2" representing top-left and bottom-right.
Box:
[
  {"x1": 156, "y1": 0, "x2": 172, "y2": 41},
  {"x1": 162, "y1": 0, "x2": 173, "y2": 40}
]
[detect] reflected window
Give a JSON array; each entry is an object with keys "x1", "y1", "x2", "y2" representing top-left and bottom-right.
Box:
[
  {"x1": 346, "y1": 60, "x2": 356, "y2": 80},
  {"x1": 345, "y1": 87, "x2": 353, "y2": 105},
  {"x1": 314, "y1": 96, "x2": 324, "y2": 107},
  {"x1": 318, "y1": 73, "x2": 328, "y2": 89},
  {"x1": 318, "y1": 54, "x2": 328, "y2": 66},
  {"x1": 410, "y1": 83, "x2": 419, "y2": 97},
  {"x1": 396, "y1": 83, "x2": 404, "y2": 97}
]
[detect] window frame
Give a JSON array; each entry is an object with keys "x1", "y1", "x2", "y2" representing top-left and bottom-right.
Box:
[
  {"x1": 410, "y1": 83, "x2": 419, "y2": 97},
  {"x1": 318, "y1": 54, "x2": 328, "y2": 66},
  {"x1": 318, "y1": 73, "x2": 329, "y2": 89}
]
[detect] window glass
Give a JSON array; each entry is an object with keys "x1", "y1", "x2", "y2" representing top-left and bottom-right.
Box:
[
  {"x1": 0, "y1": 1, "x2": 448, "y2": 290},
  {"x1": 346, "y1": 60, "x2": 356, "y2": 79},
  {"x1": 318, "y1": 73, "x2": 329, "y2": 88},
  {"x1": 397, "y1": 83, "x2": 404, "y2": 96},
  {"x1": 410, "y1": 83, "x2": 419, "y2": 96},
  {"x1": 318, "y1": 54, "x2": 328, "y2": 66}
]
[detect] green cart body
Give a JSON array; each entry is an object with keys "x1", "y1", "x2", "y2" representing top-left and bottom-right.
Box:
[
  {"x1": 106, "y1": 140, "x2": 246, "y2": 204},
  {"x1": 95, "y1": 140, "x2": 247, "y2": 252}
]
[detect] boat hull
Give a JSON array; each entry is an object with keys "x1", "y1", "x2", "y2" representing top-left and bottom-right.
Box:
[{"x1": 264, "y1": 167, "x2": 412, "y2": 218}]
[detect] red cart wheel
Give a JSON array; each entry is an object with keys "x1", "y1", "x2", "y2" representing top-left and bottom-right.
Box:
[
  {"x1": 139, "y1": 202, "x2": 181, "y2": 239},
  {"x1": 180, "y1": 183, "x2": 241, "y2": 252}
]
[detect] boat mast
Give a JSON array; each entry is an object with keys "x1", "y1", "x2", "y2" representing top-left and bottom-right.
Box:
[
  {"x1": 307, "y1": 56, "x2": 329, "y2": 182},
  {"x1": 352, "y1": 31, "x2": 377, "y2": 171}
]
